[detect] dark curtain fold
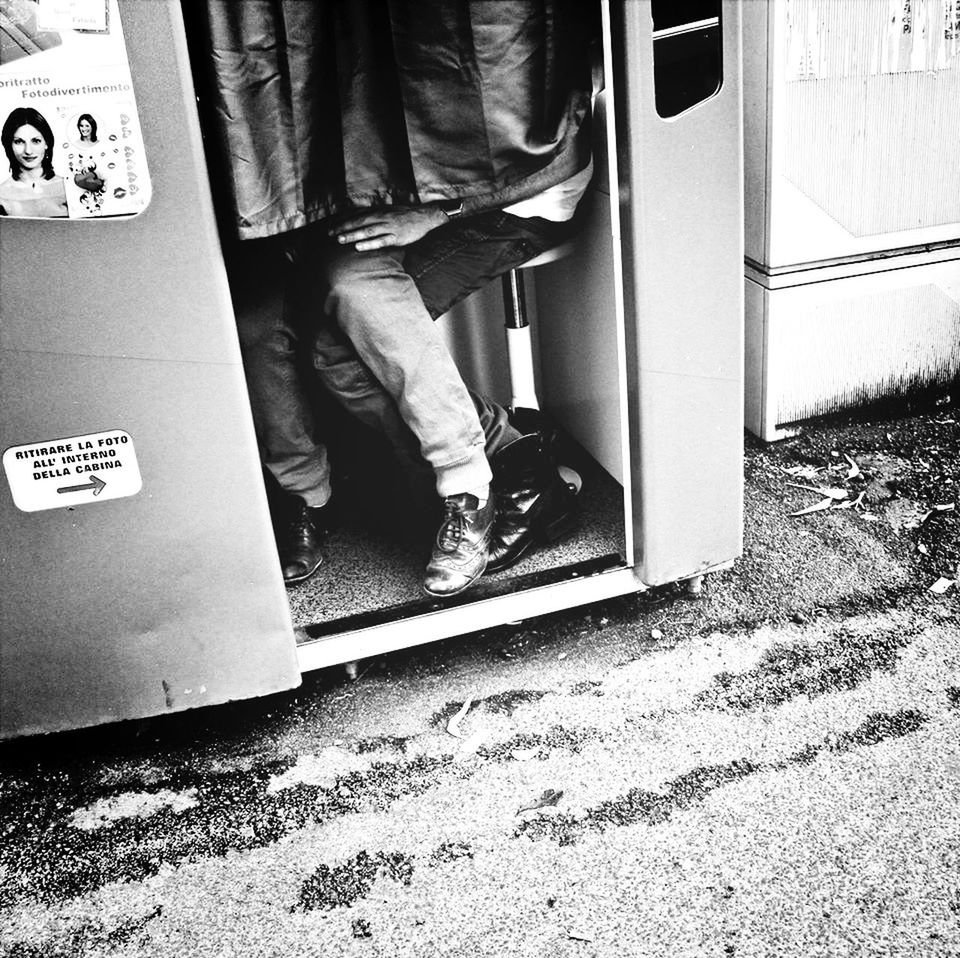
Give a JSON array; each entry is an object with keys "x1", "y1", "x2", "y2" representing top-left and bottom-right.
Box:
[{"x1": 197, "y1": 0, "x2": 596, "y2": 239}]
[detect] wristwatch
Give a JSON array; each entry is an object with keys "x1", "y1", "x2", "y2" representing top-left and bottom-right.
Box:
[{"x1": 438, "y1": 199, "x2": 464, "y2": 219}]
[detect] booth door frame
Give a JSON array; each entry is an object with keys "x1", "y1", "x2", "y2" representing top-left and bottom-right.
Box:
[{"x1": 294, "y1": 0, "x2": 744, "y2": 674}]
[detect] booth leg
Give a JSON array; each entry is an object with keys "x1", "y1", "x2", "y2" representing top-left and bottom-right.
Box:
[{"x1": 685, "y1": 575, "x2": 704, "y2": 597}]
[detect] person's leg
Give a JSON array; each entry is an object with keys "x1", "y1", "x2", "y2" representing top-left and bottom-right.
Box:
[
  {"x1": 318, "y1": 242, "x2": 492, "y2": 500},
  {"x1": 304, "y1": 240, "x2": 494, "y2": 596},
  {"x1": 310, "y1": 320, "x2": 513, "y2": 492},
  {"x1": 403, "y1": 210, "x2": 582, "y2": 574},
  {"x1": 230, "y1": 239, "x2": 332, "y2": 507},
  {"x1": 405, "y1": 210, "x2": 575, "y2": 452},
  {"x1": 301, "y1": 212, "x2": 577, "y2": 591},
  {"x1": 309, "y1": 316, "x2": 437, "y2": 528},
  {"x1": 305, "y1": 211, "x2": 571, "y2": 477},
  {"x1": 228, "y1": 239, "x2": 333, "y2": 584}
]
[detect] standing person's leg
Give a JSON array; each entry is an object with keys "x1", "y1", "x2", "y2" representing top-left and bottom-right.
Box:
[{"x1": 228, "y1": 239, "x2": 334, "y2": 585}]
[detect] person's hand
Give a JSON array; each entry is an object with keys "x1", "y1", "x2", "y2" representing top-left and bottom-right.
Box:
[{"x1": 329, "y1": 207, "x2": 447, "y2": 251}]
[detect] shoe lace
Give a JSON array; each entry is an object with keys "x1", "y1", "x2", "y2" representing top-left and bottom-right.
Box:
[
  {"x1": 287, "y1": 508, "x2": 314, "y2": 540},
  {"x1": 436, "y1": 500, "x2": 466, "y2": 553}
]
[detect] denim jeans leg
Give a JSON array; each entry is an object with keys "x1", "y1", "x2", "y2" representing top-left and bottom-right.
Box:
[
  {"x1": 405, "y1": 211, "x2": 577, "y2": 456},
  {"x1": 310, "y1": 320, "x2": 433, "y2": 493},
  {"x1": 468, "y1": 390, "x2": 519, "y2": 456},
  {"x1": 318, "y1": 243, "x2": 492, "y2": 497},
  {"x1": 230, "y1": 243, "x2": 332, "y2": 508}
]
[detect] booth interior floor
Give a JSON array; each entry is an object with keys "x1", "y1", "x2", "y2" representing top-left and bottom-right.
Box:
[{"x1": 286, "y1": 453, "x2": 626, "y2": 630}]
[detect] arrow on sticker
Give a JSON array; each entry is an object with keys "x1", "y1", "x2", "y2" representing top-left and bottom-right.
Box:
[{"x1": 57, "y1": 475, "x2": 106, "y2": 496}]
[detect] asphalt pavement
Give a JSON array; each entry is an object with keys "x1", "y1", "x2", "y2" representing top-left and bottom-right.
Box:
[{"x1": 1, "y1": 400, "x2": 958, "y2": 958}]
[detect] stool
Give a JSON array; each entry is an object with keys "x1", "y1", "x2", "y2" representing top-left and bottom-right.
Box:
[
  {"x1": 500, "y1": 241, "x2": 582, "y2": 494},
  {"x1": 500, "y1": 241, "x2": 576, "y2": 413}
]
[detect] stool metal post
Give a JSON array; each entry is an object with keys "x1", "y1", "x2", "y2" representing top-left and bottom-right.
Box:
[{"x1": 501, "y1": 269, "x2": 540, "y2": 412}]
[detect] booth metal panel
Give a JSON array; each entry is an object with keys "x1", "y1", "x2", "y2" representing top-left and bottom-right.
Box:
[
  {"x1": 298, "y1": 0, "x2": 744, "y2": 671},
  {"x1": 745, "y1": 256, "x2": 960, "y2": 441},
  {"x1": 0, "y1": 0, "x2": 300, "y2": 738},
  {"x1": 611, "y1": 0, "x2": 744, "y2": 585},
  {"x1": 742, "y1": 0, "x2": 960, "y2": 440},
  {"x1": 1, "y1": 0, "x2": 745, "y2": 735},
  {"x1": 743, "y1": 0, "x2": 960, "y2": 272}
]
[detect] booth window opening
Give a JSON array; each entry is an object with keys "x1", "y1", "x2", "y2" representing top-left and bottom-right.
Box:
[{"x1": 651, "y1": 0, "x2": 723, "y2": 119}]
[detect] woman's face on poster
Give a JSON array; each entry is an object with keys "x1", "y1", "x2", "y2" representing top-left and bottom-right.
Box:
[
  {"x1": 11, "y1": 124, "x2": 46, "y2": 172},
  {"x1": 78, "y1": 118, "x2": 92, "y2": 139}
]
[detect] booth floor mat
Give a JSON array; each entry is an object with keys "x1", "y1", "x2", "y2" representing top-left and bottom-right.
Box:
[{"x1": 286, "y1": 454, "x2": 626, "y2": 629}]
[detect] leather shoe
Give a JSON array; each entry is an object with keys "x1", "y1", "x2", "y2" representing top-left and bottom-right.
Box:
[
  {"x1": 423, "y1": 493, "x2": 495, "y2": 597},
  {"x1": 486, "y1": 432, "x2": 577, "y2": 574},
  {"x1": 278, "y1": 497, "x2": 333, "y2": 585}
]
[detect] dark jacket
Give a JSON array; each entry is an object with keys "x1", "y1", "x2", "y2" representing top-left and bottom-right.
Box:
[{"x1": 197, "y1": 0, "x2": 596, "y2": 239}]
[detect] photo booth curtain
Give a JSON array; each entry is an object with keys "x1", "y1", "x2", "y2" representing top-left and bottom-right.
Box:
[{"x1": 197, "y1": 0, "x2": 595, "y2": 239}]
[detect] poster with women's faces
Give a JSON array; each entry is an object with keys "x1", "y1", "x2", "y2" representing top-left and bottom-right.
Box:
[{"x1": 0, "y1": 0, "x2": 150, "y2": 219}]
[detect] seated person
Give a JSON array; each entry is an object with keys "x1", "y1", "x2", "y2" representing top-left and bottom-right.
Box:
[
  {"x1": 307, "y1": 163, "x2": 592, "y2": 597},
  {"x1": 201, "y1": 0, "x2": 598, "y2": 594}
]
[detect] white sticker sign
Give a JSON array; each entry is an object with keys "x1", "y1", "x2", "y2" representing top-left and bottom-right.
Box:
[{"x1": 2, "y1": 428, "x2": 141, "y2": 512}]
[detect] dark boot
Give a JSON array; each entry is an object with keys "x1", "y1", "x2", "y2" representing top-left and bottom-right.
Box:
[
  {"x1": 277, "y1": 496, "x2": 335, "y2": 585},
  {"x1": 423, "y1": 493, "x2": 496, "y2": 597},
  {"x1": 485, "y1": 432, "x2": 577, "y2": 574}
]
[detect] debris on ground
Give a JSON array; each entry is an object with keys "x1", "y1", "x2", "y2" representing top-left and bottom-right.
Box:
[
  {"x1": 446, "y1": 698, "x2": 473, "y2": 738},
  {"x1": 764, "y1": 404, "x2": 959, "y2": 599},
  {"x1": 517, "y1": 788, "x2": 564, "y2": 815},
  {"x1": 789, "y1": 497, "x2": 835, "y2": 517},
  {"x1": 844, "y1": 454, "x2": 862, "y2": 479},
  {"x1": 786, "y1": 482, "x2": 849, "y2": 501},
  {"x1": 783, "y1": 440, "x2": 956, "y2": 544},
  {"x1": 833, "y1": 491, "x2": 866, "y2": 511}
]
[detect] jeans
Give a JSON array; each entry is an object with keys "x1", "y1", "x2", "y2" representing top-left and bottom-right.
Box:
[
  {"x1": 230, "y1": 239, "x2": 333, "y2": 508},
  {"x1": 235, "y1": 210, "x2": 574, "y2": 503}
]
